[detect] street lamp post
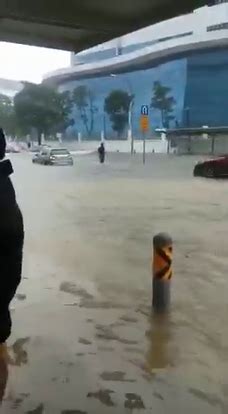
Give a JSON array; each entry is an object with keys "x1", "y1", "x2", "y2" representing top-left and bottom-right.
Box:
[
  {"x1": 103, "y1": 106, "x2": 106, "y2": 141},
  {"x1": 128, "y1": 99, "x2": 134, "y2": 154},
  {"x1": 184, "y1": 107, "x2": 191, "y2": 153}
]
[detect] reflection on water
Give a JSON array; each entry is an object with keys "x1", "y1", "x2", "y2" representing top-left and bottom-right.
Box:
[
  {"x1": 0, "y1": 344, "x2": 8, "y2": 404},
  {"x1": 145, "y1": 313, "x2": 172, "y2": 372}
]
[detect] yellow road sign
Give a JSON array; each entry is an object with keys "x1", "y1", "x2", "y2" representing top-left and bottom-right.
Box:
[{"x1": 140, "y1": 115, "x2": 149, "y2": 132}]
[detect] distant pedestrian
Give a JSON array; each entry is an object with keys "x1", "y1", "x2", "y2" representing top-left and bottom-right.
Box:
[
  {"x1": 98, "y1": 142, "x2": 105, "y2": 164},
  {"x1": 0, "y1": 128, "x2": 24, "y2": 349}
]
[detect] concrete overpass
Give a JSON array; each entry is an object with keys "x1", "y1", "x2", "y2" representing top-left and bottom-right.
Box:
[{"x1": 0, "y1": 0, "x2": 205, "y2": 51}]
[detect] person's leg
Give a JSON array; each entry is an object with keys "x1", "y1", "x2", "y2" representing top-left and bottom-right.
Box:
[
  {"x1": 0, "y1": 309, "x2": 11, "y2": 344},
  {"x1": 0, "y1": 250, "x2": 22, "y2": 344},
  {"x1": 0, "y1": 342, "x2": 8, "y2": 403}
]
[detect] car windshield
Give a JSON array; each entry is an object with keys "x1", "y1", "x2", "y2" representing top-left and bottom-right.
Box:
[{"x1": 51, "y1": 149, "x2": 69, "y2": 155}]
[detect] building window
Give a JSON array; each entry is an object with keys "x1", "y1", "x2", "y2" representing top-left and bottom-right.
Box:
[
  {"x1": 116, "y1": 46, "x2": 122, "y2": 56},
  {"x1": 158, "y1": 31, "x2": 193, "y2": 43},
  {"x1": 116, "y1": 39, "x2": 122, "y2": 56},
  {"x1": 208, "y1": 0, "x2": 228, "y2": 4},
  {"x1": 207, "y1": 22, "x2": 228, "y2": 31}
]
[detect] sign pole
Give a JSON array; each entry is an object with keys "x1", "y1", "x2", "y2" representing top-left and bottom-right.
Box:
[
  {"x1": 143, "y1": 131, "x2": 146, "y2": 164},
  {"x1": 140, "y1": 105, "x2": 149, "y2": 164}
]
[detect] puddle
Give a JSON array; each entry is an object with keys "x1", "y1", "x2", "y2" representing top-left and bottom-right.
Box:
[
  {"x1": 100, "y1": 371, "x2": 135, "y2": 382},
  {"x1": 9, "y1": 337, "x2": 30, "y2": 366},
  {"x1": 80, "y1": 300, "x2": 129, "y2": 310},
  {"x1": 61, "y1": 411, "x2": 87, "y2": 414},
  {"x1": 189, "y1": 388, "x2": 222, "y2": 407},
  {"x1": 60, "y1": 282, "x2": 94, "y2": 301},
  {"x1": 78, "y1": 338, "x2": 92, "y2": 345},
  {"x1": 60, "y1": 283, "x2": 129, "y2": 310},
  {"x1": 124, "y1": 393, "x2": 145, "y2": 410},
  {"x1": 153, "y1": 392, "x2": 164, "y2": 401},
  {"x1": 120, "y1": 315, "x2": 138, "y2": 323},
  {"x1": 95, "y1": 324, "x2": 138, "y2": 345},
  {"x1": 87, "y1": 389, "x2": 115, "y2": 407}
]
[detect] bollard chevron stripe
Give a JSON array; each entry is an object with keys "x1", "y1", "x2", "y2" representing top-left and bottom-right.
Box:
[
  {"x1": 153, "y1": 246, "x2": 172, "y2": 281},
  {"x1": 156, "y1": 248, "x2": 172, "y2": 265},
  {"x1": 152, "y1": 232, "x2": 172, "y2": 311}
]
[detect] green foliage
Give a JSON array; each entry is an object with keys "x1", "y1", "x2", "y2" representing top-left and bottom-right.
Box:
[
  {"x1": 72, "y1": 85, "x2": 97, "y2": 136},
  {"x1": 49, "y1": 90, "x2": 74, "y2": 134},
  {"x1": 104, "y1": 89, "x2": 131, "y2": 138},
  {"x1": 14, "y1": 83, "x2": 73, "y2": 144},
  {"x1": 0, "y1": 94, "x2": 18, "y2": 136},
  {"x1": 151, "y1": 81, "x2": 175, "y2": 128}
]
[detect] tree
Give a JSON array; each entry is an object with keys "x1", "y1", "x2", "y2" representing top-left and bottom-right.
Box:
[
  {"x1": 14, "y1": 83, "x2": 73, "y2": 145},
  {"x1": 72, "y1": 85, "x2": 97, "y2": 137},
  {"x1": 48, "y1": 90, "x2": 75, "y2": 135},
  {"x1": 151, "y1": 81, "x2": 175, "y2": 128},
  {"x1": 104, "y1": 89, "x2": 132, "y2": 138},
  {"x1": 0, "y1": 94, "x2": 18, "y2": 137}
]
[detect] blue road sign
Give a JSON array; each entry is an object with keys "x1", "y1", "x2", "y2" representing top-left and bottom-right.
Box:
[{"x1": 141, "y1": 105, "x2": 149, "y2": 116}]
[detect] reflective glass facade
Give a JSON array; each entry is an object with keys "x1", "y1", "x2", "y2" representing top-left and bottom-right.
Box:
[
  {"x1": 59, "y1": 48, "x2": 228, "y2": 140},
  {"x1": 184, "y1": 49, "x2": 228, "y2": 127}
]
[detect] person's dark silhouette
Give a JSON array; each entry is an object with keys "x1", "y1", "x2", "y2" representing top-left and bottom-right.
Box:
[
  {"x1": 0, "y1": 344, "x2": 8, "y2": 404},
  {"x1": 0, "y1": 128, "x2": 24, "y2": 345},
  {"x1": 98, "y1": 142, "x2": 105, "y2": 163}
]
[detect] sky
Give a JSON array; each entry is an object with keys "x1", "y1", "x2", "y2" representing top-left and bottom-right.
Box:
[{"x1": 0, "y1": 42, "x2": 70, "y2": 83}]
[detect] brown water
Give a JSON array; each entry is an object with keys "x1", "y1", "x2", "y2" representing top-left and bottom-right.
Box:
[{"x1": 0, "y1": 153, "x2": 227, "y2": 413}]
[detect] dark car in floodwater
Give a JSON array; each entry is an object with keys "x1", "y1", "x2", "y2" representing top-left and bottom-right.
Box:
[
  {"x1": 194, "y1": 156, "x2": 228, "y2": 178},
  {"x1": 32, "y1": 148, "x2": 73, "y2": 166}
]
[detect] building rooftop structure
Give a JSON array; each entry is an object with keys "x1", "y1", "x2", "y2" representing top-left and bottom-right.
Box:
[
  {"x1": 43, "y1": 2, "x2": 228, "y2": 142},
  {"x1": 44, "y1": 3, "x2": 228, "y2": 84}
]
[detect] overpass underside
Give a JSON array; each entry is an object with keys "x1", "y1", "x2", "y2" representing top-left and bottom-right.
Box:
[{"x1": 0, "y1": 0, "x2": 205, "y2": 51}]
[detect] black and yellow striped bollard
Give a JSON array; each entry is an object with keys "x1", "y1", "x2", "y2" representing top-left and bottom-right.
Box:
[{"x1": 152, "y1": 233, "x2": 173, "y2": 312}]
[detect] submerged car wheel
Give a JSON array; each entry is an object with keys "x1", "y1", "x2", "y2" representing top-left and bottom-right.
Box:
[
  {"x1": 204, "y1": 165, "x2": 214, "y2": 178},
  {"x1": 193, "y1": 165, "x2": 200, "y2": 176}
]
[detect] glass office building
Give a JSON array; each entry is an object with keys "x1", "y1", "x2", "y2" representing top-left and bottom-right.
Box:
[{"x1": 44, "y1": 2, "x2": 228, "y2": 139}]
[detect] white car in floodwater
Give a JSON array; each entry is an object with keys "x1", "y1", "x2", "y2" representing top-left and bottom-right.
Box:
[
  {"x1": 6, "y1": 142, "x2": 21, "y2": 153},
  {"x1": 32, "y1": 148, "x2": 74, "y2": 166}
]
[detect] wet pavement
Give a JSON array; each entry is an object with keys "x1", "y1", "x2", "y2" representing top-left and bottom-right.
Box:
[{"x1": 1, "y1": 152, "x2": 227, "y2": 413}]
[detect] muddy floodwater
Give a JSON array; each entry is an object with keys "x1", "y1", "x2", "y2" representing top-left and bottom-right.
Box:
[{"x1": 1, "y1": 152, "x2": 227, "y2": 413}]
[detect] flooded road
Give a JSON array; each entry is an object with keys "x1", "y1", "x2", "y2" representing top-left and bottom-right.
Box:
[{"x1": 1, "y1": 152, "x2": 227, "y2": 413}]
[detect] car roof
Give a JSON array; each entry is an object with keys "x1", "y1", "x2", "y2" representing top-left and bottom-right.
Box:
[{"x1": 50, "y1": 148, "x2": 68, "y2": 151}]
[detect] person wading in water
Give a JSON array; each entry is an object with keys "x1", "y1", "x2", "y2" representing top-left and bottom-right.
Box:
[{"x1": 98, "y1": 142, "x2": 105, "y2": 163}]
